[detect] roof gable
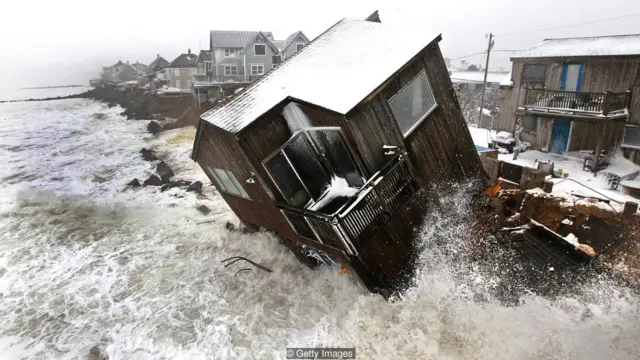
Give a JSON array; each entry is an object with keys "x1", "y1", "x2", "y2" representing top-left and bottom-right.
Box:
[
  {"x1": 282, "y1": 31, "x2": 309, "y2": 52},
  {"x1": 514, "y1": 34, "x2": 640, "y2": 59},
  {"x1": 197, "y1": 50, "x2": 212, "y2": 62},
  {"x1": 201, "y1": 18, "x2": 440, "y2": 134},
  {"x1": 210, "y1": 30, "x2": 274, "y2": 48},
  {"x1": 242, "y1": 31, "x2": 280, "y2": 54},
  {"x1": 167, "y1": 52, "x2": 198, "y2": 68}
]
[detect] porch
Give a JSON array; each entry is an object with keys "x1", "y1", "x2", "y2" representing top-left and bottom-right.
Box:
[{"x1": 519, "y1": 89, "x2": 631, "y2": 119}]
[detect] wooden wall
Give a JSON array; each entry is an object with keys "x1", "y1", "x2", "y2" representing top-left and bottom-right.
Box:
[
  {"x1": 568, "y1": 119, "x2": 626, "y2": 152},
  {"x1": 347, "y1": 44, "x2": 485, "y2": 186}
]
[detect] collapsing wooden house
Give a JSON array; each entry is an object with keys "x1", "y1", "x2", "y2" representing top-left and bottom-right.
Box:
[{"x1": 191, "y1": 17, "x2": 484, "y2": 293}]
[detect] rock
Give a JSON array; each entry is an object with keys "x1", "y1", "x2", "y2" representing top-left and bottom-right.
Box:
[
  {"x1": 196, "y1": 205, "x2": 211, "y2": 215},
  {"x1": 140, "y1": 148, "x2": 158, "y2": 161},
  {"x1": 160, "y1": 184, "x2": 171, "y2": 192},
  {"x1": 92, "y1": 175, "x2": 107, "y2": 183},
  {"x1": 186, "y1": 181, "x2": 203, "y2": 193},
  {"x1": 86, "y1": 345, "x2": 108, "y2": 360},
  {"x1": 171, "y1": 180, "x2": 192, "y2": 188},
  {"x1": 156, "y1": 161, "x2": 174, "y2": 184},
  {"x1": 143, "y1": 175, "x2": 162, "y2": 186},
  {"x1": 225, "y1": 222, "x2": 235, "y2": 231},
  {"x1": 147, "y1": 121, "x2": 162, "y2": 135},
  {"x1": 127, "y1": 178, "x2": 141, "y2": 187}
]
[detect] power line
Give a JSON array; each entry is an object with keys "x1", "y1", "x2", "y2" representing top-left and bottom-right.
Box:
[
  {"x1": 450, "y1": 51, "x2": 486, "y2": 60},
  {"x1": 495, "y1": 12, "x2": 640, "y2": 37}
]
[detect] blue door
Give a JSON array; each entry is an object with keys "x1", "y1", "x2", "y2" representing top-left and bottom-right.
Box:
[
  {"x1": 550, "y1": 119, "x2": 571, "y2": 154},
  {"x1": 561, "y1": 63, "x2": 583, "y2": 92}
]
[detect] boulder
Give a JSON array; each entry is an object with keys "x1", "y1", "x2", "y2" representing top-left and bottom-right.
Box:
[
  {"x1": 127, "y1": 178, "x2": 141, "y2": 187},
  {"x1": 140, "y1": 148, "x2": 158, "y2": 161},
  {"x1": 196, "y1": 205, "x2": 211, "y2": 215},
  {"x1": 160, "y1": 184, "x2": 170, "y2": 192},
  {"x1": 143, "y1": 175, "x2": 162, "y2": 186},
  {"x1": 86, "y1": 345, "x2": 108, "y2": 360},
  {"x1": 225, "y1": 221, "x2": 236, "y2": 231},
  {"x1": 171, "y1": 180, "x2": 192, "y2": 188},
  {"x1": 156, "y1": 161, "x2": 174, "y2": 184},
  {"x1": 147, "y1": 121, "x2": 162, "y2": 135},
  {"x1": 186, "y1": 181, "x2": 203, "y2": 193}
]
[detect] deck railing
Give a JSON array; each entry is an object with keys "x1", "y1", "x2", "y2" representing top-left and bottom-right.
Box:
[
  {"x1": 523, "y1": 89, "x2": 631, "y2": 116},
  {"x1": 278, "y1": 152, "x2": 416, "y2": 255}
]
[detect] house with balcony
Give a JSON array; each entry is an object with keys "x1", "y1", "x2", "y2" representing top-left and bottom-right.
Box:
[
  {"x1": 497, "y1": 34, "x2": 640, "y2": 165},
  {"x1": 190, "y1": 16, "x2": 483, "y2": 295}
]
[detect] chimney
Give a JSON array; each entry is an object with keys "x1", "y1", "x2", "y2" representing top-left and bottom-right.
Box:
[
  {"x1": 188, "y1": 48, "x2": 191, "y2": 55},
  {"x1": 157, "y1": 54, "x2": 160, "y2": 58}
]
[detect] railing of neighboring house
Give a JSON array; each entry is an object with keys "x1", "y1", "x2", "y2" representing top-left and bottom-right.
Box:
[
  {"x1": 523, "y1": 89, "x2": 631, "y2": 116},
  {"x1": 277, "y1": 152, "x2": 417, "y2": 256}
]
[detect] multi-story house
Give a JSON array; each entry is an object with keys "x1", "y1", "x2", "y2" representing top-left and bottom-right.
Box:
[
  {"x1": 280, "y1": 31, "x2": 310, "y2": 60},
  {"x1": 165, "y1": 49, "x2": 198, "y2": 91},
  {"x1": 497, "y1": 34, "x2": 640, "y2": 165}
]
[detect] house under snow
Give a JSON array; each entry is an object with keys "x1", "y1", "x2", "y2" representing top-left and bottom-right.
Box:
[{"x1": 190, "y1": 16, "x2": 484, "y2": 295}]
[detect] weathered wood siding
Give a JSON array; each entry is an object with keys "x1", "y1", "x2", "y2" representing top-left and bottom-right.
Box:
[
  {"x1": 568, "y1": 119, "x2": 626, "y2": 152},
  {"x1": 347, "y1": 44, "x2": 485, "y2": 186}
]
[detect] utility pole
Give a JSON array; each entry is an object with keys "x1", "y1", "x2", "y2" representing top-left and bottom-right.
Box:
[{"x1": 478, "y1": 33, "x2": 494, "y2": 130}]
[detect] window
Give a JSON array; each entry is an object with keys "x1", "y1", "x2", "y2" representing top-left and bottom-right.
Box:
[
  {"x1": 175, "y1": 79, "x2": 181, "y2": 88},
  {"x1": 254, "y1": 44, "x2": 266, "y2": 56},
  {"x1": 223, "y1": 65, "x2": 238, "y2": 76},
  {"x1": 251, "y1": 64, "x2": 265, "y2": 76},
  {"x1": 224, "y1": 48, "x2": 235, "y2": 57},
  {"x1": 174, "y1": 68, "x2": 180, "y2": 76},
  {"x1": 205, "y1": 62, "x2": 212, "y2": 72},
  {"x1": 521, "y1": 116, "x2": 537, "y2": 133},
  {"x1": 622, "y1": 126, "x2": 640, "y2": 149},
  {"x1": 522, "y1": 64, "x2": 547, "y2": 83},
  {"x1": 296, "y1": 43, "x2": 304, "y2": 51},
  {"x1": 388, "y1": 71, "x2": 438, "y2": 137},
  {"x1": 209, "y1": 167, "x2": 250, "y2": 198}
]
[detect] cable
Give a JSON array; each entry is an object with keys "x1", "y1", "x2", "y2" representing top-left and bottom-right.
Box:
[
  {"x1": 450, "y1": 51, "x2": 486, "y2": 60},
  {"x1": 495, "y1": 12, "x2": 640, "y2": 37}
]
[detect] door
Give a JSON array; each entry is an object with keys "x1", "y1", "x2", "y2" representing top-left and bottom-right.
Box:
[
  {"x1": 550, "y1": 119, "x2": 571, "y2": 154},
  {"x1": 561, "y1": 63, "x2": 583, "y2": 92}
]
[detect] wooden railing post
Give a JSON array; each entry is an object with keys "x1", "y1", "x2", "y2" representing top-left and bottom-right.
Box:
[{"x1": 602, "y1": 91, "x2": 611, "y2": 116}]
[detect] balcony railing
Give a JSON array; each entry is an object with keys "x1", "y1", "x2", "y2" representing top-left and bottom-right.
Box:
[
  {"x1": 522, "y1": 89, "x2": 631, "y2": 116},
  {"x1": 278, "y1": 152, "x2": 417, "y2": 255},
  {"x1": 192, "y1": 74, "x2": 265, "y2": 85}
]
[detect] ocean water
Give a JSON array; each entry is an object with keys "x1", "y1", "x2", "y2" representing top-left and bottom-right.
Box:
[{"x1": 0, "y1": 93, "x2": 639, "y2": 359}]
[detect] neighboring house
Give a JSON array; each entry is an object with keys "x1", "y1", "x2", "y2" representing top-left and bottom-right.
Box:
[
  {"x1": 194, "y1": 50, "x2": 214, "y2": 83},
  {"x1": 190, "y1": 17, "x2": 482, "y2": 295},
  {"x1": 451, "y1": 70, "x2": 508, "y2": 128},
  {"x1": 497, "y1": 34, "x2": 640, "y2": 164},
  {"x1": 100, "y1": 61, "x2": 124, "y2": 82},
  {"x1": 113, "y1": 63, "x2": 141, "y2": 82},
  {"x1": 280, "y1": 30, "x2": 310, "y2": 60},
  {"x1": 149, "y1": 54, "x2": 170, "y2": 73},
  {"x1": 450, "y1": 70, "x2": 508, "y2": 91},
  {"x1": 132, "y1": 62, "x2": 150, "y2": 75},
  {"x1": 209, "y1": 30, "x2": 279, "y2": 83},
  {"x1": 165, "y1": 49, "x2": 198, "y2": 91}
]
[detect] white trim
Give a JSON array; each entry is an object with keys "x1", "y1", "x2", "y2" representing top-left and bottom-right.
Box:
[
  {"x1": 254, "y1": 44, "x2": 267, "y2": 56},
  {"x1": 565, "y1": 119, "x2": 575, "y2": 152},
  {"x1": 250, "y1": 63, "x2": 265, "y2": 76},
  {"x1": 388, "y1": 70, "x2": 438, "y2": 138},
  {"x1": 295, "y1": 42, "x2": 305, "y2": 52},
  {"x1": 222, "y1": 64, "x2": 238, "y2": 76},
  {"x1": 224, "y1": 48, "x2": 235, "y2": 57}
]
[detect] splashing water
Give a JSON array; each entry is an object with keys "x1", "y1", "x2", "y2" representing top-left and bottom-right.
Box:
[{"x1": 0, "y1": 97, "x2": 639, "y2": 359}]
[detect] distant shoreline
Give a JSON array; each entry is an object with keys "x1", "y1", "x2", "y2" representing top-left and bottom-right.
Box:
[{"x1": 19, "y1": 85, "x2": 85, "y2": 90}]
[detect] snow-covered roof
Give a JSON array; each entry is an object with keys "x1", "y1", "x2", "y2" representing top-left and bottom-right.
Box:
[
  {"x1": 513, "y1": 34, "x2": 640, "y2": 59},
  {"x1": 450, "y1": 71, "x2": 508, "y2": 84},
  {"x1": 201, "y1": 18, "x2": 439, "y2": 133},
  {"x1": 210, "y1": 30, "x2": 274, "y2": 48},
  {"x1": 499, "y1": 72, "x2": 513, "y2": 87}
]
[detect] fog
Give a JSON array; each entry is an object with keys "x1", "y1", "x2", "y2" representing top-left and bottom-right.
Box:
[{"x1": 1, "y1": 0, "x2": 640, "y2": 89}]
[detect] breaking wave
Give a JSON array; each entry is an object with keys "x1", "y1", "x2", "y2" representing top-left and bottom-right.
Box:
[{"x1": 0, "y1": 98, "x2": 638, "y2": 359}]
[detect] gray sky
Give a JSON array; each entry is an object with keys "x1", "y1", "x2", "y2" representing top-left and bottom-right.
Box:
[{"x1": 2, "y1": 0, "x2": 640, "y2": 89}]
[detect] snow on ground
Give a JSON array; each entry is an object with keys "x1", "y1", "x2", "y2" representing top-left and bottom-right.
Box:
[{"x1": 467, "y1": 126, "x2": 495, "y2": 148}]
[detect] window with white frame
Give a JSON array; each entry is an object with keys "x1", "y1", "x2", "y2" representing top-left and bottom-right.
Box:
[
  {"x1": 174, "y1": 68, "x2": 180, "y2": 76},
  {"x1": 388, "y1": 71, "x2": 438, "y2": 137},
  {"x1": 254, "y1": 44, "x2": 266, "y2": 56},
  {"x1": 224, "y1": 48, "x2": 235, "y2": 57},
  {"x1": 251, "y1": 64, "x2": 265, "y2": 76},
  {"x1": 223, "y1": 65, "x2": 238, "y2": 76},
  {"x1": 296, "y1": 43, "x2": 304, "y2": 51},
  {"x1": 208, "y1": 167, "x2": 250, "y2": 199},
  {"x1": 622, "y1": 126, "x2": 640, "y2": 149}
]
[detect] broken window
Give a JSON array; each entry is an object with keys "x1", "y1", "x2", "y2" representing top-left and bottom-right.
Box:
[
  {"x1": 389, "y1": 70, "x2": 437, "y2": 137},
  {"x1": 622, "y1": 126, "x2": 640, "y2": 149},
  {"x1": 208, "y1": 167, "x2": 250, "y2": 199},
  {"x1": 254, "y1": 44, "x2": 266, "y2": 56},
  {"x1": 522, "y1": 64, "x2": 547, "y2": 83}
]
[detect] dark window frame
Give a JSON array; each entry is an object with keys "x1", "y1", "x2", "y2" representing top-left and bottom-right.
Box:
[
  {"x1": 622, "y1": 125, "x2": 640, "y2": 149},
  {"x1": 254, "y1": 44, "x2": 266, "y2": 56},
  {"x1": 388, "y1": 70, "x2": 438, "y2": 138}
]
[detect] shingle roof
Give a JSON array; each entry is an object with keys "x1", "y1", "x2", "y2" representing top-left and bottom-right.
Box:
[
  {"x1": 513, "y1": 34, "x2": 640, "y2": 59},
  {"x1": 242, "y1": 31, "x2": 280, "y2": 54},
  {"x1": 282, "y1": 31, "x2": 308, "y2": 52},
  {"x1": 201, "y1": 18, "x2": 439, "y2": 133},
  {"x1": 197, "y1": 50, "x2": 212, "y2": 62},
  {"x1": 210, "y1": 30, "x2": 274, "y2": 48},
  {"x1": 149, "y1": 55, "x2": 168, "y2": 71},
  {"x1": 167, "y1": 52, "x2": 198, "y2": 68}
]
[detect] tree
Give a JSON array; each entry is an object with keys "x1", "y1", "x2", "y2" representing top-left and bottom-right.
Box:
[
  {"x1": 454, "y1": 85, "x2": 501, "y2": 129},
  {"x1": 467, "y1": 64, "x2": 480, "y2": 71}
]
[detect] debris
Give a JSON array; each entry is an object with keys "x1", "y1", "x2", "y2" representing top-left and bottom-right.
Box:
[
  {"x1": 221, "y1": 256, "x2": 272, "y2": 273},
  {"x1": 196, "y1": 205, "x2": 211, "y2": 215},
  {"x1": 143, "y1": 175, "x2": 162, "y2": 186},
  {"x1": 156, "y1": 161, "x2": 174, "y2": 184},
  {"x1": 234, "y1": 268, "x2": 252, "y2": 276},
  {"x1": 186, "y1": 181, "x2": 203, "y2": 193}
]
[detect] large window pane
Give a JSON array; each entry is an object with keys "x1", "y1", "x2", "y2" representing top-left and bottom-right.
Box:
[
  {"x1": 522, "y1": 64, "x2": 547, "y2": 83},
  {"x1": 389, "y1": 71, "x2": 437, "y2": 137},
  {"x1": 623, "y1": 126, "x2": 640, "y2": 148},
  {"x1": 266, "y1": 152, "x2": 311, "y2": 206},
  {"x1": 284, "y1": 135, "x2": 330, "y2": 199},
  {"x1": 227, "y1": 172, "x2": 250, "y2": 198},
  {"x1": 214, "y1": 169, "x2": 239, "y2": 195},
  {"x1": 310, "y1": 130, "x2": 363, "y2": 187}
]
